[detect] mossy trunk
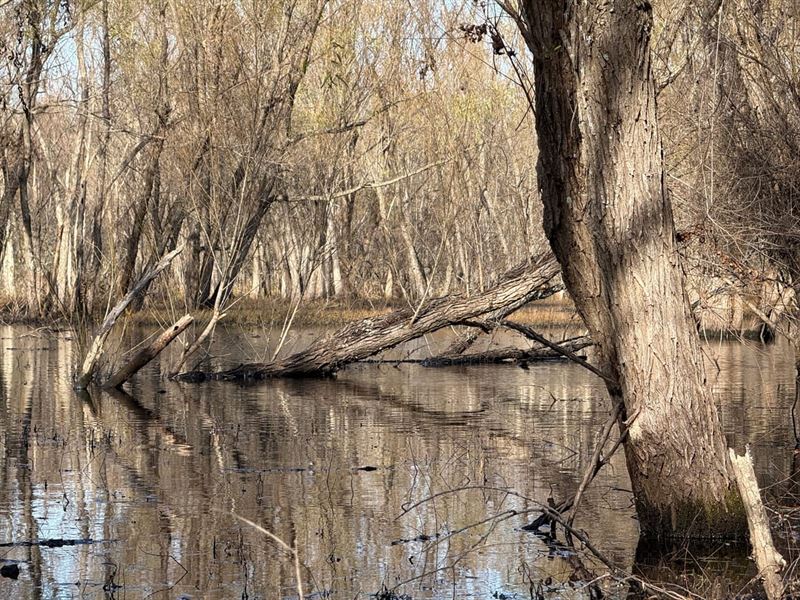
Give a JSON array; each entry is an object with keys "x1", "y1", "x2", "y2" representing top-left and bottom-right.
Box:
[{"x1": 516, "y1": 0, "x2": 746, "y2": 538}]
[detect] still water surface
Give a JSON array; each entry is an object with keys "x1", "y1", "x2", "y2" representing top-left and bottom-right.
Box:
[{"x1": 0, "y1": 324, "x2": 795, "y2": 599}]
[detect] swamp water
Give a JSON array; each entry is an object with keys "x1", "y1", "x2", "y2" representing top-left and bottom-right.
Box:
[{"x1": 0, "y1": 324, "x2": 796, "y2": 599}]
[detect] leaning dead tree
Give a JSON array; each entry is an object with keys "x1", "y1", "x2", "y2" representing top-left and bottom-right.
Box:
[
  {"x1": 176, "y1": 253, "x2": 563, "y2": 380},
  {"x1": 729, "y1": 447, "x2": 786, "y2": 600}
]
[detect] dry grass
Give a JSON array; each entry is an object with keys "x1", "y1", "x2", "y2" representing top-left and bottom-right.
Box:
[
  {"x1": 124, "y1": 297, "x2": 585, "y2": 328},
  {"x1": 137, "y1": 297, "x2": 402, "y2": 328},
  {"x1": 0, "y1": 291, "x2": 776, "y2": 337}
]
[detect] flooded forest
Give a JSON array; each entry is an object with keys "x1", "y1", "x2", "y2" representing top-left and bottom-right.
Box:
[{"x1": 1, "y1": 0, "x2": 800, "y2": 598}]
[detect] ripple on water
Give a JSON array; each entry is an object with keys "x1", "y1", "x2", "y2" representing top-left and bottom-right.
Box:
[{"x1": 0, "y1": 324, "x2": 794, "y2": 598}]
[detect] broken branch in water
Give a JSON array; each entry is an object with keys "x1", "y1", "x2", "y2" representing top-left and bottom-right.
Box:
[
  {"x1": 74, "y1": 245, "x2": 183, "y2": 390},
  {"x1": 103, "y1": 314, "x2": 193, "y2": 389},
  {"x1": 729, "y1": 446, "x2": 786, "y2": 600}
]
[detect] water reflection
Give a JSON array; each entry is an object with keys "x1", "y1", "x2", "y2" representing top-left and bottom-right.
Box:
[{"x1": 0, "y1": 325, "x2": 795, "y2": 598}]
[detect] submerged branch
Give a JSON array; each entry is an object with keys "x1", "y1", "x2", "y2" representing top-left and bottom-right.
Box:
[
  {"x1": 420, "y1": 335, "x2": 591, "y2": 367},
  {"x1": 729, "y1": 446, "x2": 786, "y2": 600}
]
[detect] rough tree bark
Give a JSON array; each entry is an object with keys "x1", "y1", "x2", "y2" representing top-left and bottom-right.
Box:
[
  {"x1": 176, "y1": 253, "x2": 561, "y2": 380},
  {"x1": 513, "y1": 0, "x2": 745, "y2": 537},
  {"x1": 428, "y1": 282, "x2": 542, "y2": 360}
]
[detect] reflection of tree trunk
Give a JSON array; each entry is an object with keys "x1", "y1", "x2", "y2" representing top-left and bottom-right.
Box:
[
  {"x1": 517, "y1": 0, "x2": 742, "y2": 537},
  {"x1": 101, "y1": 387, "x2": 190, "y2": 450},
  {"x1": 19, "y1": 389, "x2": 43, "y2": 600},
  {"x1": 0, "y1": 346, "x2": 42, "y2": 598},
  {"x1": 631, "y1": 536, "x2": 751, "y2": 599}
]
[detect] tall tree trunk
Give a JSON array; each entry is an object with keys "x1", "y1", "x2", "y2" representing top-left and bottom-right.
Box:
[
  {"x1": 118, "y1": 142, "x2": 163, "y2": 295},
  {"x1": 0, "y1": 140, "x2": 23, "y2": 272},
  {"x1": 17, "y1": 132, "x2": 38, "y2": 314},
  {"x1": 83, "y1": 0, "x2": 114, "y2": 314},
  {"x1": 516, "y1": 0, "x2": 744, "y2": 538},
  {"x1": 200, "y1": 195, "x2": 275, "y2": 307},
  {"x1": 67, "y1": 10, "x2": 91, "y2": 318}
]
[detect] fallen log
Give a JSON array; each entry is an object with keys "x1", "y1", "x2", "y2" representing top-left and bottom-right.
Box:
[
  {"x1": 420, "y1": 335, "x2": 591, "y2": 367},
  {"x1": 175, "y1": 253, "x2": 561, "y2": 381},
  {"x1": 103, "y1": 314, "x2": 194, "y2": 389},
  {"x1": 74, "y1": 245, "x2": 183, "y2": 390}
]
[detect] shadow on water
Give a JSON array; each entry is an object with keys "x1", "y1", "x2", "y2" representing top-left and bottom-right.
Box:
[{"x1": 0, "y1": 324, "x2": 796, "y2": 598}]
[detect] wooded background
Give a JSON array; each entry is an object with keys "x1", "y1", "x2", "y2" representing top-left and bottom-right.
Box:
[{"x1": 0, "y1": 0, "x2": 797, "y2": 330}]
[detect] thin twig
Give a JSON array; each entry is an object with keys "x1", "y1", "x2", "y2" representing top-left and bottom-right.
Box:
[
  {"x1": 397, "y1": 485, "x2": 535, "y2": 519},
  {"x1": 498, "y1": 319, "x2": 616, "y2": 385},
  {"x1": 233, "y1": 514, "x2": 305, "y2": 598},
  {"x1": 567, "y1": 400, "x2": 625, "y2": 526}
]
